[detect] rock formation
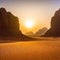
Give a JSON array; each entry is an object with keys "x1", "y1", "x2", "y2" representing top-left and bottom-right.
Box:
[
  {"x1": 44, "y1": 9, "x2": 60, "y2": 37},
  {"x1": 0, "y1": 8, "x2": 34, "y2": 41},
  {"x1": 0, "y1": 8, "x2": 22, "y2": 36},
  {"x1": 36, "y1": 27, "x2": 48, "y2": 36}
]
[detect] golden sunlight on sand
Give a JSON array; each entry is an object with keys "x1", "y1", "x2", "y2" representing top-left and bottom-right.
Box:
[{"x1": 0, "y1": 40, "x2": 60, "y2": 60}]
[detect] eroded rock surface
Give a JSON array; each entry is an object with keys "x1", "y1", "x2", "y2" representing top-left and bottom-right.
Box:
[
  {"x1": 0, "y1": 8, "x2": 33, "y2": 41},
  {"x1": 44, "y1": 9, "x2": 60, "y2": 37}
]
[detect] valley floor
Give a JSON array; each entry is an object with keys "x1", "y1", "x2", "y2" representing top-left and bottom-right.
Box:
[{"x1": 0, "y1": 39, "x2": 60, "y2": 60}]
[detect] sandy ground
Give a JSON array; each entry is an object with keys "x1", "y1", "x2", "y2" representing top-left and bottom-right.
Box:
[{"x1": 0, "y1": 39, "x2": 60, "y2": 60}]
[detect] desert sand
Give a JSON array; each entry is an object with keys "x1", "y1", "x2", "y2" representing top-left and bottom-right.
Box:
[{"x1": 0, "y1": 38, "x2": 60, "y2": 60}]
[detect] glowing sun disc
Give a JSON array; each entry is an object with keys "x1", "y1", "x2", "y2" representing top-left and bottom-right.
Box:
[{"x1": 24, "y1": 19, "x2": 34, "y2": 28}]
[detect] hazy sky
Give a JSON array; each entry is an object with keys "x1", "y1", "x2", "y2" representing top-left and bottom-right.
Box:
[{"x1": 0, "y1": 0, "x2": 60, "y2": 34}]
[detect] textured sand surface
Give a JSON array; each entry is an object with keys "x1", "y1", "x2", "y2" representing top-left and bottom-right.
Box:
[{"x1": 0, "y1": 39, "x2": 60, "y2": 60}]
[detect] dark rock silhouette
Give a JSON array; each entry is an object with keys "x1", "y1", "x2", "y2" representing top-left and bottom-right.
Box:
[
  {"x1": 0, "y1": 8, "x2": 21, "y2": 36},
  {"x1": 44, "y1": 9, "x2": 60, "y2": 37},
  {"x1": 0, "y1": 8, "x2": 34, "y2": 41}
]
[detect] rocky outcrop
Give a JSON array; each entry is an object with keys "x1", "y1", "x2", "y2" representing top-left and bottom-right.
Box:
[
  {"x1": 36, "y1": 27, "x2": 48, "y2": 36},
  {"x1": 0, "y1": 8, "x2": 34, "y2": 41},
  {"x1": 0, "y1": 8, "x2": 22, "y2": 37},
  {"x1": 44, "y1": 9, "x2": 60, "y2": 37}
]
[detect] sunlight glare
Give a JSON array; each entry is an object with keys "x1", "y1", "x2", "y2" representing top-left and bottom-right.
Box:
[{"x1": 24, "y1": 19, "x2": 34, "y2": 28}]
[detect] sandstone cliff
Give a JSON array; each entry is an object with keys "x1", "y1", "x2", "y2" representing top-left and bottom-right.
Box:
[
  {"x1": 0, "y1": 8, "x2": 34, "y2": 41},
  {"x1": 44, "y1": 9, "x2": 60, "y2": 37}
]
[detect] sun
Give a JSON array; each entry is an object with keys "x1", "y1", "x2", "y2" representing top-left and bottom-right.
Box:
[{"x1": 24, "y1": 19, "x2": 34, "y2": 28}]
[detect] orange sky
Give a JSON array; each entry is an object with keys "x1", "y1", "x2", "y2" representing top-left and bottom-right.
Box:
[{"x1": 0, "y1": 0, "x2": 60, "y2": 34}]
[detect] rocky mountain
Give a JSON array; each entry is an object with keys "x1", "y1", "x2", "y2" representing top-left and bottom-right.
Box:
[
  {"x1": 0, "y1": 8, "x2": 34, "y2": 41},
  {"x1": 36, "y1": 27, "x2": 48, "y2": 36},
  {"x1": 26, "y1": 27, "x2": 48, "y2": 37},
  {"x1": 26, "y1": 32, "x2": 34, "y2": 36},
  {"x1": 0, "y1": 8, "x2": 21, "y2": 36},
  {"x1": 44, "y1": 9, "x2": 60, "y2": 37}
]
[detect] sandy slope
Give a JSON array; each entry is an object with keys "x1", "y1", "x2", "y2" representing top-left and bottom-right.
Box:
[{"x1": 0, "y1": 40, "x2": 60, "y2": 60}]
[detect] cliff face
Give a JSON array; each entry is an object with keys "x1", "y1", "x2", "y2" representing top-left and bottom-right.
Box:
[
  {"x1": 44, "y1": 9, "x2": 60, "y2": 37},
  {"x1": 0, "y1": 8, "x2": 35, "y2": 41},
  {"x1": 0, "y1": 8, "x2": 22, "y2": 37}
]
